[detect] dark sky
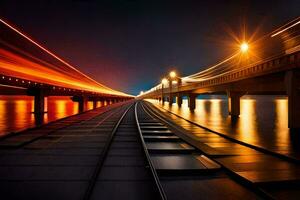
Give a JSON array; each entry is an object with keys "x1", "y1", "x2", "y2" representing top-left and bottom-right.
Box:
[{"x1": 0, "y1": 0, "x2": 299, "y2": 95}]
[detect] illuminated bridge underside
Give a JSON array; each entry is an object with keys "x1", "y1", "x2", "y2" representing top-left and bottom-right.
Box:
[
  {"x1": 143, "y1": 51, "x2": 300, "y2": 129},
  {"x1": 0, "y1": 19, "x2": 133, "y2": 113}
]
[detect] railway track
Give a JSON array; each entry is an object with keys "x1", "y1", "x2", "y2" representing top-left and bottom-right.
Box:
[
  {"x1": 82, "y1": 103, "x2": 165, "y2": 200},
  {"x1": 1, "y1": 100, "x2": 296, "y2": 199}
]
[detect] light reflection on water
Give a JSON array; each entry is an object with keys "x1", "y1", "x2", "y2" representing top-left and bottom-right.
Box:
[
  {"x1": 149, "y1": 95, "x2": 297, "y2": 155},
  {"x1": 0, "y1": 96, "x2": 86, "y2": 135}
]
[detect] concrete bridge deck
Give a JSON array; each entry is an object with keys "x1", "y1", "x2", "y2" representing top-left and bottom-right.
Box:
[{"x1": 141, "y1": 50, "x2": 300, "y2": 129}]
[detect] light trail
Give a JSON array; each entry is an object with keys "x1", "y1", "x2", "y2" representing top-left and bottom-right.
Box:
[
  {"x1": 182, "y1": 51, "x2": 239, "y2": 82},
  {"x1": 0, "y1": 49, "x2": 112, "y2": 93},
  {"x1": 271, "y1": 19, "x2": 300, "y2": 37},
  {"x1": 0, "y1": 18, "x2": 131, "y2": 97}
]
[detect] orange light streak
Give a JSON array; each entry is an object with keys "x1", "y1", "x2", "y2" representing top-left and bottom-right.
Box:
[
  {"x1": 0, "y1": 18, "x2": 132, "y2": 97},
  {"x1": 271, "y1": 20, "x2": 300, "y2": 37}
]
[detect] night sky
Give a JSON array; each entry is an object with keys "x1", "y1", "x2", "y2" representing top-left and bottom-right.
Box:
[{"x1": 0, "y1": 0, "x2": 299, "y2": 95}]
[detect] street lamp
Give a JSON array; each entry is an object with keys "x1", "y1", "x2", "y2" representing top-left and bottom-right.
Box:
[
  {"x1": 161, "y1": 78, "x2": 168, "y2": 85},
  {"x1": 169, "y1": 71, "x2": 177, "y2": 78},
  {"x1": 240, "y1": 42, "x2": 249, "y2": 53},
  {"x1": 161, "y1": 78, "x2": 168, "y2": 105}
]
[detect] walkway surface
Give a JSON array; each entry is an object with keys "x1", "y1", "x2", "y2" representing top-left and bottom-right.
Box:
[
  {"x1": 0, "y1": 102, "x2": 129, "y2": 199},
  {"x1": 146, "y1": 101, "x2": 300, "y2": 199}
]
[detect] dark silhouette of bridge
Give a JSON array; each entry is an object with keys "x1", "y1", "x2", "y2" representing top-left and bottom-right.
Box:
[
  {"x1": 140, "y1": 17, "x2": 300, "y2": 129},
  {"x1": 0, "y1": 18, "x2": 133, "y2": 114}
]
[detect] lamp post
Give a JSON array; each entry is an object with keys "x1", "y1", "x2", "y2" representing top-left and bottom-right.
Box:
[
  {"x1": 168, "y1": 71, "x2": 182, "y2": 106},
  {"x1": 240, "y1": 42, "x2": 249, "y2": 53},
  {"x1": 161, "y1": 78, "x2": 168, "y2": 105},
  {"x1": 168, "y1": 71, "x2": 176, "y2": 105}
]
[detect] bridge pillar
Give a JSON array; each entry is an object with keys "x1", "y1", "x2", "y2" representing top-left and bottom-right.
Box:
[
  {"x1": 227, "y1": 91, "x2": 244, "y2": 117},
  {"x1": 27, "y1": 88, "x2": 46, "y2": 114},
  {"x1": 177, "y1": 94, "x2": 183, "y2": 107},
  {"x1": 285, "y1": 70, "x2": 300, "y2": 129},
  {"x1": 78, "y1": 97, "x2": 88, "y2": 112},
  {"x1": 93, "y1": 101, "x2": 97, "y2": 109},
  {"x1": 34, "y1": 90, "x2": 46, "y2": 114},
  {"x1": 169, "y1": 94, "x2": 174, "y2": 106},
  {"x1": 162, "y1": 96, "x2": 165, "y2": 105},
  {"x1": 188, "y1": 94, "x2": 197, "y2": 111}
]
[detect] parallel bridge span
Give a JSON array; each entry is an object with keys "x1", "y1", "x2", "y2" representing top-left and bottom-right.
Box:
[
  {"x1": 0, "y1": 18, "x2": 133, "y2": 114},
  {"x1": 140, "y1": 18, "x2": 300, "y2": 129}
]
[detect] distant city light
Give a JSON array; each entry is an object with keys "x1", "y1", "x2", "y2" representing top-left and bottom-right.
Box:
[
  {"x1": 240, "y1": 42, "x2": 249, "y2": 53},
  {"x1": 140, "y1": 91, "x2": 144, "y2": 95}
]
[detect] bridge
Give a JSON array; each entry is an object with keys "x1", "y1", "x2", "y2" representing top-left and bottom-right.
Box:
[
  {"x1": 139, "y1": 17, "x2": 300, "y2": 129},
  {"x1": 0, "y1": 14, "x2": 300, "y2": 200},
  {"x1": 0, "y1": 18, "x2": 133, "y2": 114}
]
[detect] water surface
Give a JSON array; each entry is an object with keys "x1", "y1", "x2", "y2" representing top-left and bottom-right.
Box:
[
  {"x1": 149, "y1": 95, "x2": 300, "y2": 159},
  {"x1": 0, "y1": 96, "x2": 98, "y2": 135}
]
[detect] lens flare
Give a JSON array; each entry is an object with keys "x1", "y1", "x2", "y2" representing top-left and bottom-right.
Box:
[{"x1": 240, "y1": 42, "x2": 249, "y2": 52}]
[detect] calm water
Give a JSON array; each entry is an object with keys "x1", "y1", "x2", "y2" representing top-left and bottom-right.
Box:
[
  {"x1": 0, "y1": 96, "x2": 100, "y2": 136},
  {"x1": 149, "y1": 95, "x2": 300, "y2": 158}
]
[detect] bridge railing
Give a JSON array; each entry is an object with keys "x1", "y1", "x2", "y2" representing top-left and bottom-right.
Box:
[{"x1": 142, "y1": 50, "x2": 300, "y2": 98}]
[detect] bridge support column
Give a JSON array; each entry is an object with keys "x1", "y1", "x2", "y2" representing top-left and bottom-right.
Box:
[
  {"x1": 78, "y1": 97, "x2": 88, "y2": 113},
  {"x1": 188, "y1": 94, "x2": 196, "y2": 111},
  {"x1": 93, "y1": 101, "x2": 97, "y2": 109},
  {"x1": 177, "y1": 94, "x2": 183, "y2": 107},
  {"x1": 162, "y1": 96, "x2": 165, "y2": 105},
  {"x1": 27, "y1": 88, "x2": 46, "y2": 114},
  {"x1": 34, "y1": 90, "x2": 46, "y2": 114},
  {"x1": 285, "y1": 70, "x2": 300, "y2": 129},
  {"x1": 169, "y1": 94, "x2": 174, "y2": 106},
  {"x1": 227, "y1": 91, "x2": 244, "y2": 117}
]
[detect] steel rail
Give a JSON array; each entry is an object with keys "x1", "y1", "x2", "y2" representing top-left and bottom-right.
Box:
[
  {"x1": 134, "y1": 101, "x2": 168, "y2": 200},
  {"x1": 82, "y1": 103, "x2": 134, "y2": 200}
]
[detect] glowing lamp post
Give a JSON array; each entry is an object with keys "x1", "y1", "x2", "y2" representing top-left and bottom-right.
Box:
[
  {"x1": 169, "y1": 71, "x2": 176, "y2": 78},
  {"x1": 161, "y1": 78, "x2": 168, "y2": 104},
  {"x1": 240, "y1": 42, "x2": 249, "y2": 53}
]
